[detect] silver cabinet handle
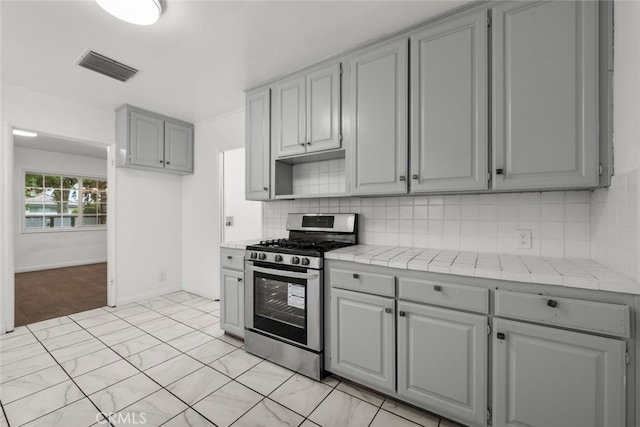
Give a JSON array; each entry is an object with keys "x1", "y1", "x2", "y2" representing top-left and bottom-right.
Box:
[
  {"x1": 250, "y1": 265, "x2": 319, "y2": 280},
  {"x1": 237, "y1": 278, "x2": 242, "y2": 282},
  {"x1": 227, "y1": 256, "x2": 233, "y2": 260},
  {"x1": 399, "y1": 311, "x2": 406, "y2": 317},
  {"x1": 412, "y1": 174, "x2": 419, "y2": 179},
  {"x1": 352, "y1": 273, "x2": 359, "y2": 279},
  {"x1": 433, "y1": 285, "x2": 442, "y2": 292},
  {"x1": 263, "y1": 187, "x2": 268, "y2": 191},
  {"x1": 306, "y1": 141, "x2": 311, "y2": 145},
  {"x1": 385, "y1": 308, "x2": 392, "y2": 314},
  {"x1": 399, "y1": 176, "x2": 406, "y2": 181},
  {"x1": 166, "y1": 161, "x2": 170, "y2": 165}
]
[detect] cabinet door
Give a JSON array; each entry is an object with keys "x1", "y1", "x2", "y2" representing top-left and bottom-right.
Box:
[
  {"x1": 493, "y1": 319, "x2": 625, "y2": 427},
  {"x1": 330, "y1": 288, "x2": 395, "y2": 392},
  {"x1": 220, "y1": 268, "x2": 244, "y2": 337},
  {"x1": 130, "y1": 110, "x2": 164, "y2": 168},
  {"x1": 397, "y1": 302, "x2": 487, "y2": 426},
  {"x1": 164, "y1": 121, "x2": 193, "y2": 173},
  {"x1": 492, "y1": 0, "x2": 599, "y2": 190},
  {"x1": 410, "y1": 11, "x2": 488, "y2": 193},
  {"x1": 245, "y1": 88, "x2": 271, "y2": 200},
  {"x1": 275, "y1": 76, "x2": 306, "y2": 158},
  {"x1": 306, "y1": 63, "x2": 341, "y2": 153},
  {"x1": 349, "y1": 39, "x2": 408, "y2": 195}
]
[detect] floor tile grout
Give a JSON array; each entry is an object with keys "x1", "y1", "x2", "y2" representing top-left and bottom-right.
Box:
[{"x1": 2, "y1": 291, "x2": 453, "y2": 427}]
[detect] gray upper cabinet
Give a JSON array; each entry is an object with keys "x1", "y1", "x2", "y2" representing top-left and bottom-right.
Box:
[
  {"x1": 274, "y1": 62, "x2": 341, "y2": 159},
  {"x1": 130, "y1": 111, "x2": 164, "y2": 168},
  {"x1": 164, "y1": 121, "x2": 194, "y2": 173},
  {"x1": 492, "y1": 0, "x2": 599, "y2": 190},
  {"x1": 116, "y1": 105, "x2": 194, "y2": 175},
  {"x1": 349, "y1": 38, "x2": 408, "y2": 195},
  {"x1": 398, "y1": 301, "x2": 487, "y2": 426},
  {"x1": 245, "y1": 88, "x2": 271, "y2": 201},
  {"x1": 410, "y1": 10, "x2": 488, "y2": 193},
  {"x1": 493, "y1": 318, "x2": 625, "y2": 427}
]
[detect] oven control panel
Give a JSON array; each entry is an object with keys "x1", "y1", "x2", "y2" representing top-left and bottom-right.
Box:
[{"x1": 246, "y1": 251, "x2": 322, "y2": 270}]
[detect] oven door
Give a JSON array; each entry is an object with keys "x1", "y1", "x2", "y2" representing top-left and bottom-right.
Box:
[{"x1": 245, "y1": 262, "x2": 322, "y2": 352}]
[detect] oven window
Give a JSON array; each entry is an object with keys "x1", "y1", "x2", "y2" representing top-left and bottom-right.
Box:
[{"x1": 254, "y1": 271, "x2": 307, "y2": 345}]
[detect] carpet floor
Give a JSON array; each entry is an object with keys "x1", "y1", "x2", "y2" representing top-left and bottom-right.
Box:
[{"x1": 14, "y1": 263, "x2": 107, "y2": 327}]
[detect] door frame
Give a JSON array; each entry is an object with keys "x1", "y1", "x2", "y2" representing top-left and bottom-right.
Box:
[{"x1": 0, "y1": 122, "x2": 116, "y2": 333}]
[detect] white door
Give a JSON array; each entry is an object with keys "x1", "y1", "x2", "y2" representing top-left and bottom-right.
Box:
[{"x1": 222, "y1": 148, "x2": 262, "y2": 242}]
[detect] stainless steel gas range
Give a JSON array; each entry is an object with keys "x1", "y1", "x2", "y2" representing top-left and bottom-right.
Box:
[{"x1": 244, "y1": 213, "x2": 358, "y2": 380}]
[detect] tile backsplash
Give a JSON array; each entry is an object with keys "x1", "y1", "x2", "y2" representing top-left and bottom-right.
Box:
[
  {"x1": 263, "y1": 191, "x2": 592, "y2": 259},
  {"x1": 291, "y1": 159, "x2": 346, "y2": 195}
]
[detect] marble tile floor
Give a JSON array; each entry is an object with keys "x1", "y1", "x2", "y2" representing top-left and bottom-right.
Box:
[{"x1": 0, "y1": 291, "x2": 464, "y2": 427}]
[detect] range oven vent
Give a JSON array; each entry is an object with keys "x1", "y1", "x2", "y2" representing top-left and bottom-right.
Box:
[{"x1": 77, "y1": 50, "x2": 138, "y2": 82}]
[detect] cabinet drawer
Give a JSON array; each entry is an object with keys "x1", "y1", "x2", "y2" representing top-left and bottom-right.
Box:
[
  {"x1": 495, "y1": 290, "x2": 630, "y2": 338},
  {"x1": 220, "y1": 249, "x2": 245, "y2": 271},
  {"x1": 331, "y1": 268, "x2": 395, "y2": 297},
  {"x1": 399, "y1": 278, "x2": 489, "y2": 314}
]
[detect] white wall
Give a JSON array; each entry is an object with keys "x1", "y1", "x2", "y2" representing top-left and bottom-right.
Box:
[
  {"x1": 223, "y1": 148, "x2": 262, "y2": 242},
  {"x1": 13, "y1": 147, "x2": 108, "y2": 272},
  {"x1": 114, "y1": 168, "x2": 183, "y2": 304},
  {"x1": 591, "y1": 1, "x2": 640, "y2": 282},
  {"x1": 1, "y1": 83, "x2": 187, "y2": 332},
  {"x1": 182, "y1": 110, "x2": 255, "y2": 300}
]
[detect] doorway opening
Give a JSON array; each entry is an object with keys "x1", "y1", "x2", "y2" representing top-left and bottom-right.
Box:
[
  {"x1": 221, "y1": 147, "x2": 262, "y2": 243},
  {"x1": 13, "y1": 130, "x2": 109, "y2": 326}
]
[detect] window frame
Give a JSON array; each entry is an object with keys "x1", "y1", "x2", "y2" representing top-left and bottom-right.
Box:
[{"x1": 21, "y1": 169, "x2": 108, "y2": 234}]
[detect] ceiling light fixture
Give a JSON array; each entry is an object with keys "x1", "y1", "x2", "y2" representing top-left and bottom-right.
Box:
[
  {"x1": 95, "y1": 0, "x2": 162, "y2": 26},
  {"x1": 13, "y1": 129, "x2": 38, "y2": 137}
]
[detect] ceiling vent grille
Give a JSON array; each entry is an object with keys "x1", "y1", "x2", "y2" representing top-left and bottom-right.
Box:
[{"x1": 78, "y1": 50, "x2": 138, "y2": 82}]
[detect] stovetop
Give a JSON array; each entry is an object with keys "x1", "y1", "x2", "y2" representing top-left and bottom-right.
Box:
[{"x1": 253, "y1": 238, "x2": 352, "y2": 253}]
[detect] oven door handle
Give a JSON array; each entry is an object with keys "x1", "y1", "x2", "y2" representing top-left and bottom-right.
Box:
[{"x1": 250, "y1": 265, "x2": 320, "y2": 280}]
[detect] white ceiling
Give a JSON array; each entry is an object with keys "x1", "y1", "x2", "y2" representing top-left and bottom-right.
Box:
[
  {"x1": 1, "y1": 0, "x2": 465, "y2": 125},
  {"x1": 13, "y1": 132, "x2": 108, "y2": 159}
]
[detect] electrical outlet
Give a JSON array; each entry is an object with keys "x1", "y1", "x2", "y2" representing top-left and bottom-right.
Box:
[
  {"x1": 516, "y1": 230, "x2": 532, "y2": 249},
  {"x1": 160, "y1": 271, "x2": 166, "y2": 281}
]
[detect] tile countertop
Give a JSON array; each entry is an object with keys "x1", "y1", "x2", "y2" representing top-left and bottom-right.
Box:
[
  {"x1": 325, "y1": 245, "x2": 640, "y2": 296},
  {"x1": 219, "y1": 240, "x2": 261, "y2": 250}
]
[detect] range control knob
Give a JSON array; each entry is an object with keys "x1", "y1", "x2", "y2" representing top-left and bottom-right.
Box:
[
  {"x1": 301, "y1": 258, "x2": 310, "y2": 266},
  {"x1": 291, "y1": 256, "x2": 300, "y2": 265},
  {"x1": 274, "y1": 255, "x2": 283, "y2": 262},
  {"x1": 250, "y1": 252, "x2": 257, "y2": 259},
  {"x1": 258, "y1": 253, "x2": 267, "y2": 260}
]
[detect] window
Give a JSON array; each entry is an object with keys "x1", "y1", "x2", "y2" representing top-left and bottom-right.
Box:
[{"x1": 24, "y1": 172, "x2": 107, "y2": 230}]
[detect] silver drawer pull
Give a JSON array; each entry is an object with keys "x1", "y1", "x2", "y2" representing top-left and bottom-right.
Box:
[
  {"x1": 399, "y1": 311, "x2": 406, "y2": 317},
  {"x1": 385, "y1": 308, "x2": 392, "y2": 314},
  {"x1": 547, "y1": 299, "x2": 558, "y2": 308},
  {"x1": 352, "y1": 273, "x2": 359, "y2": 279},
  {"x1": 237, "y1": 278, "x2": 242, "y2": 282},
  {"x1": 433, "y1": 285, "x2": 442, "y2": 292},
  {"x1": 227, "y1": 256, "x2": 233, "y2": 260}
]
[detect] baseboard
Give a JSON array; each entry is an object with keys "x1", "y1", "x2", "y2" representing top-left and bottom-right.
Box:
[
  {"x1": 116, "y1": 284, "x2": 182, "y2": 306},
  {"x1": 14, "y1": 258, "x2": 108, "y2": 273},
  {"x1": 182, "y1": 285, "x2": 217, "y2": 301}
]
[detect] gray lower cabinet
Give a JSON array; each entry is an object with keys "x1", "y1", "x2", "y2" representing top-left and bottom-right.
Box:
[
  {"x1": 409, "y1": 9, "x2": 488, "y2": 193},
  {"x1": 397, "y1": 301, "x2": 487, "y2": 426},
  {"x1": 491, "y1": 0, "x2": 599, "y2": 190},
  {"x1": 330, "y1": 287, "x2": 395, "y2": 393},
  {"x1": 493, "y1": 318, "x2": 625, "y2": 427},
  {"x1": 245, "y1": 88, "x2": 271, "y2": 200},
  {"x1": 349, "y1": 38, "x2": 408, "y2": 196},
  {"x1": 220, "y1": 248, "x2": 245, "y2": 338},
  {"x1": 116, "y1": 105, "x2": 194, "y2": 175}
]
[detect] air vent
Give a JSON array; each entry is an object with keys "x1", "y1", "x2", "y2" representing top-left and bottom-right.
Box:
[{"x1": 78, "y1": 50, "x2": 138, "y2": 82}]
